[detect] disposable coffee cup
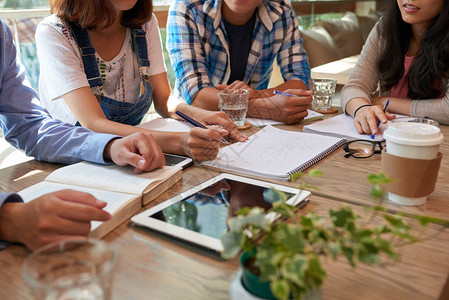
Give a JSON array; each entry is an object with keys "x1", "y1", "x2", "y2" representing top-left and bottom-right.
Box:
[{"x1": 382, "y1": 118, "x2": 443, "y2": 206}]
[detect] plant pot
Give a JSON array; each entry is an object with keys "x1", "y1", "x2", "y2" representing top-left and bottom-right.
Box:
[
  {"x1": 230, "y1": 252, "x2": 321, "y2": 300},
  {"x1": 239, "y1": 251, "x2": 275, "y2": 299}
]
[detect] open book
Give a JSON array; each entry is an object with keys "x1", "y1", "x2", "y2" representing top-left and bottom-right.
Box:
[
  {"x1": 18, "y1": 162, "x2": 182, "y2": 239},
  {"x1": 201, "y1": 125, "x2": 346, "y2": 180}
]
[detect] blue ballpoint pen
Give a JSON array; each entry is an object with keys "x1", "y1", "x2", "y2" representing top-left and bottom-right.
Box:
[
  {"x1": 370, "y1": 99, "x2": 390, "y2": 139},
  {"x1": 175, "y1": 111, "x2": 230, "y2": 145},
  {"x1": 273, "y1": 90, "x2": 296, "y2": 97}
]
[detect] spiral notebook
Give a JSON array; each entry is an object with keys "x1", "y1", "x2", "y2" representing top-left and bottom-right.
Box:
[{"x1": 201, "y1": 125, "x2": 346, "y2": 180}]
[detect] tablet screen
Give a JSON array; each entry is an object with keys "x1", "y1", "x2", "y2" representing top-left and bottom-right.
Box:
[{"x1": 148, "y1": 178, "x2": 296, "y2": 240}]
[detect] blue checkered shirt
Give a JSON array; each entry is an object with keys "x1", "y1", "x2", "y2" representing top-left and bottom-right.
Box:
[{"x1": 167, "y1": 0, "x2": 311, "y2": 105}]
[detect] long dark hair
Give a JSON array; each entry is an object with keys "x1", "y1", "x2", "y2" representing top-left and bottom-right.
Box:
[
  {"x1": 50, "y1": 0, "x2": 153, "y2": 29},
  {"x1": 377, "y1": 0, "x2": 449, "y2": 99}
]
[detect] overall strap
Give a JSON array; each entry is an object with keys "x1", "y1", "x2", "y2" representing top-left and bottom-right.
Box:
[
  {"x1": 65, "y1": 20, "x2": 102, "y2": 87},
  {"x1": 131, "y1": 28, "x2": 150, "y2": 67}
]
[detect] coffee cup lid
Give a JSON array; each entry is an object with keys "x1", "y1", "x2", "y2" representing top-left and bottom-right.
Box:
[{"x1": 384, "y1": 122, "x2": 444, "y2": 146}]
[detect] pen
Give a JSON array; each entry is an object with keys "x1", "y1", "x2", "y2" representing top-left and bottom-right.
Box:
[
  {"x1": 370, "y1": 99, "x2": 390, "y2": 139},
  {"x1": 175, "y1": 111, "x2": 229, "y2": 145},
  {"x1": 273, "y1": 90, "x2": 296, "y2": 97}
]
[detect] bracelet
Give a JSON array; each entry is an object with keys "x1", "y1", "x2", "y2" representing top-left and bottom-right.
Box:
[{"x1": 353, "y1": 104, "x2": 371, "y2": 117}]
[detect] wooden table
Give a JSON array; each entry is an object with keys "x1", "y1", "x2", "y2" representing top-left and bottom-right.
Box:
[{"x1": 0, "y1": 119, "x2": 448, "y2": 300}]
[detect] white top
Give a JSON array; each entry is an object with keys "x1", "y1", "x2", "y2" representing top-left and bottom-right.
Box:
[{"x1": 36, "y1": 14, "x2": 166, "y2": 125}]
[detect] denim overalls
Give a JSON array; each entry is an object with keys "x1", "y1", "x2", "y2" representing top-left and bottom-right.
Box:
[{"x1": 67, "y1": 21, "x2": 152, "y2": 126}]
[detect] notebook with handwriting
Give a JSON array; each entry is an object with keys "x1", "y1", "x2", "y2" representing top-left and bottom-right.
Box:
[{"x1": 201, "y1": 125, "x2": 346, "y2": 180}]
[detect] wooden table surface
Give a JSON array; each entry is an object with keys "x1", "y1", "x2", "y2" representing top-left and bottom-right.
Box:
[{"x1": 0, "y1": 116, "x2": 448, "y2": 300}]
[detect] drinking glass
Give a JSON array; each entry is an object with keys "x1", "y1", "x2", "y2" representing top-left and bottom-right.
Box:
[
  {"x1": 22, "y1": 238, "x2": 118, "y2": 300},
  {"x1": 218, "y1": 89, "x2": 249, "y2": 126},
  {"x1": 309, "y1": 78, "x2": 337, "y2": 111}
]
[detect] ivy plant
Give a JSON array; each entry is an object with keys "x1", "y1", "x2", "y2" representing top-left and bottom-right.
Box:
[{"x1": 221, "y1": 171, "x2": 448, "y2": 300}]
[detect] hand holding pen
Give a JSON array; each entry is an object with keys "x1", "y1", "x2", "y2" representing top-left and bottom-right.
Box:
[
  {"x1": 176, "y1": 111, "x2": 229, "y2": 145},
  {"x1": 370, "y1": 99, "x2": 390, "y2": 139}
]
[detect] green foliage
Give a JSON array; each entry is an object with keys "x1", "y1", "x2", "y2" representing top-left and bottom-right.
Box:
[{"x1": 221, "y1": 171, "x2": 447, "y2": 300}]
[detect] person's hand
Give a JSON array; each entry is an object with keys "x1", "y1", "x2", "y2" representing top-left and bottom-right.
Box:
[
  {"x1": 353, "y1": 104, "x2": 396, "y2": 134},
  {"x1": 187, "y1": 107, "x2": 248, "y2": 142},
  {"x1": 0, "y1": 190, "x2": 111, "y2": 250},
  {"x1": 180, "y1": 127, "x2": 227, "y2": 161},
  {"x1": 217, "y1": 81, "x2": 271, "y2": 99},
  {"x1": 250, "y1": 89, "x2": 312, "y2": 124},
  {"x1": 105, "y1": 132, "x2": 165, "y2": 173}
]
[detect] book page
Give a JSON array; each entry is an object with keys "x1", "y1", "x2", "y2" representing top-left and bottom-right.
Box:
[
  {"x1": 201, "y1": 125, "x2": 344, "y2": 179},
  {"x1": 303, "y1": 114, "x2": 386, "y2": 141},
  {"x1": 45, "y1": 163, "x2": 180, "y2": 195},
  {"x1": 137, "y1": 117, "x2": 193, "y2": 132},
  {"x1": 246, "y1": 110, "x2": 324, "y2": 127},
  {"x1": 18, "y1": 182, "x2": 140, "y2": 232}
]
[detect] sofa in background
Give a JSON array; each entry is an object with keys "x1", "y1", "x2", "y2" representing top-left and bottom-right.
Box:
[
  {"x1": 301, "y1": 11, "x2": 379, "y2": 68},
  {"x1": 268, "y1": 11, "x2": 379, "y2": 88}
]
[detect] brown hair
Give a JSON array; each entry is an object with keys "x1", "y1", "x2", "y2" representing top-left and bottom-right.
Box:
[{"x1": 50, "y1": 0, "x2": 153, "y2": 29}]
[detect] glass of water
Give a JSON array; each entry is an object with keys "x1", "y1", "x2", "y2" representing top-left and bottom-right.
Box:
[
  {"x1": 22, "y1": 238, "x2": 118, "y2": 300},
  {"x1": 218, "y1": 89, "x2": 249, "y2": 126},
  {"x1": 309, "y1": 78, "x2": 337, "y2": 111}
]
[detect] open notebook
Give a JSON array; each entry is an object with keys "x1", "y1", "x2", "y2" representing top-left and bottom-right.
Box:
[
  {"x1": 303, "y1": 114, "x2": 389, "y2": 141},
  {"x1": 201, "y1": 125, "x2": 346, "y2": 180}
]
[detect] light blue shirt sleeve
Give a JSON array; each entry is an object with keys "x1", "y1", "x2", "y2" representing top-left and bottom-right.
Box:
[{"x1": 0, "y1": 18, "x2": 118, "y2": 165}]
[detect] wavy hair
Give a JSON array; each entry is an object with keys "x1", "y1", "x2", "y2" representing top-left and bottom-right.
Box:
[
  {"x1": 50, "y1": 0, "x2": 153, "y2": 29},
  {"x1": 377, "y1": 0, "x2": 449, "y2": 99}
]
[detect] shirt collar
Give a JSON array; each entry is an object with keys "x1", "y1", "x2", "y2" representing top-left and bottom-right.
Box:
[{"x1": 206, "y1": 0, "x2": 284, "y2": 31}]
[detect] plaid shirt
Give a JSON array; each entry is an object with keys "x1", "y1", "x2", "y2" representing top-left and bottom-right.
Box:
[{"x1": 167, "y1": 0, "x2": 311, "y2": 104}]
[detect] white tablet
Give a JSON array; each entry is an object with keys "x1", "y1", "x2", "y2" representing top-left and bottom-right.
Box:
[{"x1": 131, "y1": 173, "x2": 310, "y2": 253}]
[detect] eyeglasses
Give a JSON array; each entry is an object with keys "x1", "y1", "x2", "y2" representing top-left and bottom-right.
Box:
[{"x1": 343, "y1": 140, "x2": 386, "y2": 158}]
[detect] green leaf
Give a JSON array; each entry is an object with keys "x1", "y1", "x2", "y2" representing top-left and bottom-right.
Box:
[
  {"x1": 271, "y1": 279, "x2": 290, "y2": 300},
  {"x1": 370, "y1": 185, "x2": 384, "y2": 200},
  {"x1": 280, "y1": 255, "x2": 308, "y2": 288},
  {"x1": 307, "y1": 257, "x2": 326, "y2": 287},
  {"x1": 326, "y1": 243, "x2": 341, "y2": 259},
  {"x1": 359, "y1": 252, "x2": 379, "y2": 264},
  {"x1": 220, "y1": 231, "x2": 243, "y2": 259},
  {"x1": 228, "y1": 208, "x2": 270, "y2": 232},
  {"x1": 308, "y1": 169, "x2": 324, "y2": 177},
  {"x1": 329, "y1": 207, "x2": 356, "y2": 228},
  {"x1": 383, "y1": 215, "x2": 409, "y2": 232},
  {"x1": 271, "y1": 201, "x2": 297, "y2": 218},
  {"x1": 342, "y1": 246, "x2": 355, "y2": 267},
  {"x1": 275, "y1": 224, "x2": 305, "y2": 252}
]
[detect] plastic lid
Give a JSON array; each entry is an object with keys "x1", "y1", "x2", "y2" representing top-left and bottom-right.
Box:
[{"x1": 384, "y1": 122, "x2": 444, "y2": 146}]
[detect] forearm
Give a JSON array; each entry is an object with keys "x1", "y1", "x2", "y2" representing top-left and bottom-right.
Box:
[
  {"x1": 87, "y1": 118, "x2": 186, "y2": 155},
  {"x1": 345, "y1": 97, "x2": 372, "y2": 117},
  {"x1": 191, "y1": 87, "x2": 221, "y2": 111},
  {"x1": 377, "y1": 96, "x2": 411, "y2": 115},
  {"x1": 410, "y1": 94, "x2": 449, "y2": 125},
  {"x1": 253, "y1": 79, "x2": 307, "y2": 99},
  {"x1": 247, "y1": 97, "x2": 274, "y2": 119}
]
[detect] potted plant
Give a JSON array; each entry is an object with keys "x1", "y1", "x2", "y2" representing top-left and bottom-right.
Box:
[{"x1": 220, "y1": 172, "x2": 448, "y2": 300}]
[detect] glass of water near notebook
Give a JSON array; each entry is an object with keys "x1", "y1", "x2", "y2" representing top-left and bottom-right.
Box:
[
  {"x1": 218, "y1": 89, "x2": 249, "y2": 126},
  {"x1": 309, "y1": 78, "x2": 337, "y2": 112},
  {"x1": 131, "y1": 173, "x2": 310, "y2": 253},
  {"x1": 201, "y1": 125, "x2": 346, "y2": 181}
]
